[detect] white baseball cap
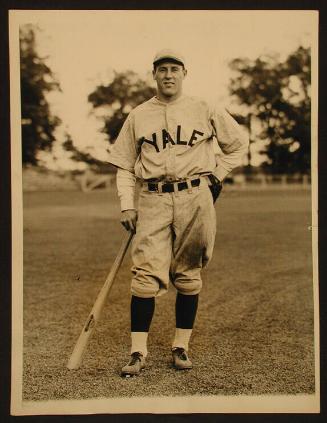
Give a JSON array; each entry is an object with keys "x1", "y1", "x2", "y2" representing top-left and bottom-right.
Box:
[{"x1": 153, "y1": 49, "x2": 186, "y2": 67}]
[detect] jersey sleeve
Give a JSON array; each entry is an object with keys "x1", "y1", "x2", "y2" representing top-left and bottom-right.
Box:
[
  {"x1": 107, "y1": 114, "x2": 138, "y2": 173},
  {"x1": 116, "y1": 168, "x2": 136, "y2": 211},
  {"x1": 210, "y1": 106, "x2": 249, "y2": 154},
  {"x1": 210, "y1": 105, "x2": 249, "y2": 181}
]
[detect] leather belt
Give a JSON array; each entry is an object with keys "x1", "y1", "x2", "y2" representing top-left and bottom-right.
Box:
[{"x1": 147, "y1": 178, "x2": 201, "y2": 193}]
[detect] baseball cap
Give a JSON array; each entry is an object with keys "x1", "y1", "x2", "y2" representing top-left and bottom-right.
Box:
[{"x1": 153, "y1": 49, "x2": 186, "y2": 67}]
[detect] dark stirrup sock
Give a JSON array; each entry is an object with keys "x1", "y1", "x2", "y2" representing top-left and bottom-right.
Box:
[
  {"x1": 131, "y1": 295, "x2": 155, "y2": 332},
  {"x1": 175, "y1": 292, "x2": 199, "y2": 329}
]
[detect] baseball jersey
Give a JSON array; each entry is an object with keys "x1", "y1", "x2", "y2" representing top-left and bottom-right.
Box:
[{"x1": 108, "y1": 95, "x2": 248, "y2": 180}]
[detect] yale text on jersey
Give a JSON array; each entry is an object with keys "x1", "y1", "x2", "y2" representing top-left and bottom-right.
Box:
[{"x1": 139, "y1": 125, "x2": 205, "y2": 152}]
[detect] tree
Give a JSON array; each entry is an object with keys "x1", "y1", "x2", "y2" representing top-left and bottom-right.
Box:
[
  {"x1": 229, "y1": 46, "x2": 311, "y2": 174},
  {"x1": 62, "y1": 135, "x2": 113, "y2": 173},
  {"x1": 88, "y1": 70, "x2": 156, "y2": 142},
  {"x1": 20, "y1": 24, "x2": 61, "y2": 165}
]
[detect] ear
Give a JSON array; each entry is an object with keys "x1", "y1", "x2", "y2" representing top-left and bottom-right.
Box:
[
  {"x1": 152, "y1": 69, "x2": 157, "y2": 80},
  {"x1": 183, "y1": 69, "x2": 187, "y2": 78}
]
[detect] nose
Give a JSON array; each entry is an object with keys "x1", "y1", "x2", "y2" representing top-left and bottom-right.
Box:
[{"x1": 165, "y1": 69, "x2": 173, "y2": 79}]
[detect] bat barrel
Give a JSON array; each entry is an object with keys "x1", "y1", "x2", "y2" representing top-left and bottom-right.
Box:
[{"x1": 67, "y1": 231, "x2": 133, "y2": 370}]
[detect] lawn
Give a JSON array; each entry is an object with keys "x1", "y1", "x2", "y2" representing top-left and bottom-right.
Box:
[{"x1": 22, "y1": 188, "x2": 315, "y2": 400}]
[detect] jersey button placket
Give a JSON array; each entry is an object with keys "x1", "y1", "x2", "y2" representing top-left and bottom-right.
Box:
[{"x1": 165, "y1": 106, "x2": 176, "y2": 180}]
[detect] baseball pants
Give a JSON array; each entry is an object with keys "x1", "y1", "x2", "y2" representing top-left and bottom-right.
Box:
[{"x1": 131, "y1": 177, "x2": 216, "y2": 298}]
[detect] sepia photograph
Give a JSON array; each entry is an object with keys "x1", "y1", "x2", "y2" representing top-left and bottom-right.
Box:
[{"x1": 9, "y1": 9, "x2": 319, "y2": 415}]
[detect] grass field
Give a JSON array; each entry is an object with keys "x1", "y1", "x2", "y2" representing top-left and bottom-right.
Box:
[{"x1": 22, "y1": 188, "x2": 315, "y2": 400}]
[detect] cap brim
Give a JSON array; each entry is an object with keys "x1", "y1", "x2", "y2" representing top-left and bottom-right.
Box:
[{"x1": 153, "y1": 57, "x2": 184, "y2": 67}]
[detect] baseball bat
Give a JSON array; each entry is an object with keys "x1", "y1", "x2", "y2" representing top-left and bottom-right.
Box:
[{"x1": 67, "y1": 230, "x2": 134, "y2": 370}]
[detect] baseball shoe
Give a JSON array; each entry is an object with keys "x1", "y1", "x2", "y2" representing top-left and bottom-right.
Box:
[
  {"x1": 121, "y1": 352, "x2": 145, "y2": 377},
  {"x1": 172, "y1": 347, "x2": 193, "y2": 370}
]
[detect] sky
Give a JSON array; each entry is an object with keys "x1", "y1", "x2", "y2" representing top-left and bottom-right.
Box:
[{"x1": 12, "y1": 10, "x2": 317, "y2": 169}]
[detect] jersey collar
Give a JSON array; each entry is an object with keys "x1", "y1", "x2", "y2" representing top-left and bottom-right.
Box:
[{"x1": 151, "y1": 94, "x2": 186, "y2": 106}]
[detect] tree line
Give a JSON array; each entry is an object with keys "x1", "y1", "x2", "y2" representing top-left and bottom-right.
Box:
[{"x1": 20, "y1": 24, "x2": 311, "y2": 175}]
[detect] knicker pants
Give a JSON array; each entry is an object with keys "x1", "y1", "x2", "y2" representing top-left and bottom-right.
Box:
[{"x1": 131, "y1": 177, "x2": 216, "y2": 298}]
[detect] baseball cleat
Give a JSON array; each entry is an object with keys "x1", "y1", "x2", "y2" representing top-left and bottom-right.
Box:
[
  {"x1": 172, "y1": 347, "x2": 193, "y2": 370},
  {"x1": 121, "y1": 352, "x2": 145, "y2": 377}
]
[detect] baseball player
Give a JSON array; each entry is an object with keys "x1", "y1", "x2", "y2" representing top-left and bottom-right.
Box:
[{"x1": 108, "y1": 49, "x2": 249, "y2": 377}]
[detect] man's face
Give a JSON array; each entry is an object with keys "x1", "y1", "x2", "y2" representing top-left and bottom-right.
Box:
[{"x1": 153, "y1": 61, "x2": 187, "y2": 101}]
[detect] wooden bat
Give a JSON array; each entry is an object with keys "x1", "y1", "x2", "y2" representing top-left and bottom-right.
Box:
[{"x1": 67, "y1": 231, "x2": 134, "y2": 370}]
